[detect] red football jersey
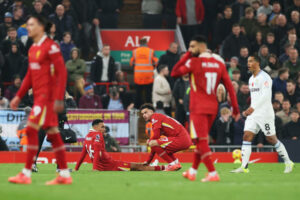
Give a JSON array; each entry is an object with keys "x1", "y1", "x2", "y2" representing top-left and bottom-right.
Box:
[
  {"x1": 75, "y1": 129, "x2": 113, "y2": 171},
  {"x1": 16, "y1": 35, "x2": 67, "y2": 102},
  {"x1": 150, "y1": 113, "x2": 188, "y2": 139},
  {"x1": 171, "y1": 52, "x2": 239, "y2": 115}
]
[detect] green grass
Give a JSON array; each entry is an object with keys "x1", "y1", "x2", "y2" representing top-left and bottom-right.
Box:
[{"x1": 0, "y1": 163, "x2": 299, "y2": 200}]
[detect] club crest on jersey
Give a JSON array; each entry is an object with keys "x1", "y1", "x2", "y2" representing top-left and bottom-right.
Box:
[
  {"x1": 264, "y1": 81, "x2": 269, "y2": 87},
  {"x1": 95, "y1": 134, "x2": 100, "y2": 142},
  {"x1": 151, "y1": 119, "x2": 158, "y2": 124},
  {"x1": 36, "y1": 50, "x2": 41, "y2": 59}
]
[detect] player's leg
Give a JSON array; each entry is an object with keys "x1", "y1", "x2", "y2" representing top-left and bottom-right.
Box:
[
  {"x1": 45, "y1": 126, "x2": 72, "y2": 185},
  {"x1": 130, "y1": 163, "x2": 165, "y2": 171},
  {"x1": 265, "y1": 134, "x2": 294, "y2": 173},
  {"x1": 8, "y1": 121, "x2": 40, "y2": 184},
  {"x1": 148, "y1": 139, "x2": 176, "y2": 164},
  {"x1": 32, "y1": 129, "x2": 47, "y2": 172}
]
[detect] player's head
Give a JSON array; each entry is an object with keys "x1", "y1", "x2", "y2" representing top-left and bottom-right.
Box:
[
  {"x1": 26, "y1": 14, "x2": 52, "y2": 38},
  {"x1": 140, "y1": 103, "x2": 155, "y2": 122},
  {"x1": 247, "y1": 54, "x2": 261, "y2": 73},
  {"x1": 92, "y1": 119, "x2": 105, "y2": 133},
  {"x1": 188, "y1": 35, "x2": 207, "y2": 57}
]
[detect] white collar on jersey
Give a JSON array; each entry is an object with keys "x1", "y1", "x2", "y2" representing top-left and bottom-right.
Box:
[{"x1": 33, "y1": 34, "x2": 47, "y2": 46}]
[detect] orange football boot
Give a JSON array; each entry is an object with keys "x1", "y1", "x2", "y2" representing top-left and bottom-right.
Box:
[
  {"x1": 8, "y1": 173, "x2": 32, "y2": 184},
  {"x1": 46, "y1": 176, "x2": 72, "y2": 185}
]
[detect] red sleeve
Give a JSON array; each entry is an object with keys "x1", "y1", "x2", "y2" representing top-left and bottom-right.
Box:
[
  {"x1": 48, "y1": 42, "x2": 67, "y2": 101},
  {"x1": 221, "y1": 65, "x2": 240, "y2": 115},
  {"x1": 175, "y1": 0, "x2": 181, "y2": 17},
  {"x1": 171, "y1": 52, "x2": 193, "y2": 78},
  {"x1": 16, "y1": 69, "x2": 32, "y2": 99},
  {"x1": 75, "y1": 145, "x2": 87, "y2": 171},
  {"x1": 150, "y1": 115, "x2": 162, "y2": 140},
  {"x1": 150, "y1": 128, "x2": 161, "y2": 140},
  {"x1": 146, "y1": 149, "x2": 156, "y2": 164}
]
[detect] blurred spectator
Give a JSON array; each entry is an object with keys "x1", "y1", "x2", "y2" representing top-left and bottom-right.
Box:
[
  {"x1": 265, "y1": 32, "x2": 278, "y2": 56},
  {"x1": 274, "y1": 91, "x2": 284, "y2": 104},
  {"x1": 1, "y1": 27, "x2": 25, "y2": 56},
  {"x1": 227, "y1": 56, "x2": 239, "y2": 79},
  {"x1": 279, "y1": 43, "x2": 292, "y2": 64},
  {"x1": 102, "y1": 86, "x2": 134, "y2": 111},
  {"x1": 12, "y1": 6, "x2": 24, "y2": 27},
  {"x1": 296, "y1": 98, "x2": 300, "y2": 113},
  {"x1": 251, "y1": 31, "x2": 263, "y2": 54},
  {"x1": 232, "y1": 69, "x2": 241, "y2": 84},
  {"x1": 231, "y1": 0, "x2": 250, "y2": 23},
  {"x1": 283, "y1": 33, "x2": 300, "y2": 55},
  {"x1": 291, "y1": 10, "x2": 300, "y2": 36},
  {"x1": 282, "y1": 109, "x2": 300, "y2": 140},
  {"x1": 49, "y1": 4, "x2": 76, "y2": 42},
  {"x1": 272, "y1": 68, "x2": 289, "y2": 96},
  {"x1": 94, "y1": 0, "x2": 123, "y2": 29},
  {"x1": 217, "y1": 84, "x2": 227, "y2": 104},
  {"x1": 0, "y1": 88, "x2": 9, "y2": 109},
  {"x1": 40, "y1": 0, "x2": 53, "y2": 16},
  {"x1": 258, "y1": 45, "x2": 269, "y2": 69},
  {"x1": 286, "y1": 79, "x2": 298, "y2": 107},
  {"x1": 0, "y1": 1, "x2": 13, "y2": 22},
  {"x1": 231, "y1": 80, "x2": 239, "y2": 94},
  {"x1": 265, "y1": 54, "x2": 280, "y2": 78},
  {"x1": 141, "y1": 0, "x2": 162, "y2": 29},
  {"x1": 103, "y1": 126, "x2": 121, "y2": 152},
  {"x1": 130, "y1": 38, "x2": 158, "y2": 108},
  {"x1": 257, "y1": 0, "x2": 272, "y2": 16},
  {"x1": 251, "y1": 0, "x2": 260, "y2": 16},
  {"x1": 239, "y1": 7, "x2": 257, "y2": 40},
  {"x1": 30, "y1": 0, "x2": 48, "y2": 17},
  {"x1": 296, "y1": 73, "x2": 300, "y2": 93},
  {"x1": 279, "y1": 25, "x2": 297, "y2": 53},
  {"x1": 276, "y1": 99, "x2": 291, "y2": 125},
  {"x1": 60, "y1": 32, "x2": 75, "y2": 62},
  {"x1": 2, "y1": 42, "x2": 26, "y2": 82},
  {"x1": 91, "y1": 45, "x2": 116, "y2": 83},
  {"x1": 66, "y1": 48, "x2": 86, "y2": 96},
  {"x1": 173, "y1": 74, "x2": 189, "y2": 125},
  {"x1": 222, "y1": 24, "x2": 250, "y2": 60},
  {"x1": 161, "y1": 0, "x2": 177, "y2": 29},
  {"x1": 213, "y1": 6, "x2": 234, "y2": 49},
  {"x1": 272, "y1": 99, "x2": 282, "y2": 113},
  {"x1": 152, "y1": 65, "x2": 172, "y2": 115},
  {"x1": 285, "y1": 0, "x2": 300, "y2": 22},
  {"x1": 237, "y1": 82, "x2": 250, "y2": 112},
  {"x1": 0, "y1": 49, "x2": 4, "y2": 74},
  {"x1": 158, "y1": 42, "x2": 179, "y2": 88},
  {"x1": 176, "y1": 0, "x2": 205, "y2": 46},
  {"x1": 65, "y1": 91, "x2": 77, "y2": 108},
  {"x1": 155, "y1": 101, "x2": 166, "y2": 115},
  {"x1": 78, "y1": 84, "x2": 103, "y2": 109},
  {"x1": 283, "y1": 47, "x2": 300, "y2": 79},
  {"x1": 268, "y1": 1, "x2": 282, "y2": 22},
  {"x1": 4, "y1": 75, "x2": 21, "y2": 101},
  {"x1": 253, "y1": 13, "x2": 271, "y2": 39},
  {"x1": 213, "y1": 107, "x2": 234, "y2": 145},
  {"x1": 10, "y1": 0, "x2": 28, "y2": 18},
  {"x1": 48, "y1": 23, "x2": 58, "y2": 42},
  {"x1": 0, "y1": 12, "x2": 13, "y2": 42},
  {"x1": 238, "y1": 46, "x2": 250, "y2": 82},
  {"x1": 62, "y1": 0, "x2": 79, "y2": 29}
]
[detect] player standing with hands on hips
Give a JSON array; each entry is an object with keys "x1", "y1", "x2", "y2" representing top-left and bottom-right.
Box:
[
  {"x1": 171, "y1": 35, "x2": 240, "y2": 182},
  {"x1": 231, "y1": 55, "x2": 294, "y2": 174},
  {"x1": 8, "y1": 15, "x2": 72, "y2": 185}
]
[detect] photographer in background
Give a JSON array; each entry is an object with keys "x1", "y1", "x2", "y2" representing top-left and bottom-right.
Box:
[
  {"x1": 0, "y1": 125, "x2": 9, "y2": 151},
  {"x1": 103, "y1": 126, "x2": 120, "y2": 152},
  {"x1": 0, "y1": 88, "x2": 9, "y2": 109},
  {"x1": 102, "y1": 86, "x2": 134, "y2": 111}
]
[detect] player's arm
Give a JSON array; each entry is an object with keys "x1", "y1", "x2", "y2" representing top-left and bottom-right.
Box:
[
  {"x1": 11, "y1": 69, "x2": 32, "y2": 110},
  {"x1": 92, "y1": 134, "x2": 103, "y2": 171},
  {"x1": 145, "y1": 149, "x2": 156, "y2": 165},
  {"x1": 221, "y1": 65, "x2": 240, "y2": 118},
  {"x1": 171, "y1": 52, "x2": 193, "y2": 77},
  {"x1": 75, "y1": 145, "x2": 87, "y2": 171}
]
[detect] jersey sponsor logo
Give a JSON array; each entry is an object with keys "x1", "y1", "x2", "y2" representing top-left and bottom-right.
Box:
[
  {"x1": 202, "y1": 62, "x2": 219, "y2": 68},
  {"x1": 33, "y1": 106, "x2": 42, "y2": 116},
  {"x1": 30, "y1": 62, "x2": 41, "y2": 70},
  {"x1": 250, "y1": 88, "x2": 260, "y2": 92},
  {"x1": 49, "y1": 44, "x2": 60, "y2": 54}
]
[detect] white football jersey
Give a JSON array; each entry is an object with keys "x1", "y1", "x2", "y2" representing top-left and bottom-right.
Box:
[{"x1": 248, "y1": 70, "x2": 274, "y2": 119}]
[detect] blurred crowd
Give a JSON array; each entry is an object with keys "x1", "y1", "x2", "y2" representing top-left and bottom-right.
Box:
[{"x1": 0, "y1": 0, "x2": 300, "y2": 147}]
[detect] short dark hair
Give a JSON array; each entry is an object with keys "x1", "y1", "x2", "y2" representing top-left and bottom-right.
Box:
[
  {"x1": 283, "y1": 98, "x2": 290, "y2": 103},
  {"x1": 232, "y1": 23, "x2": 240, "y2": 28},
  {"x1": 140, "y1": 38, "x2": 148, "y2": 45},
  {"x1": 190, "y1": 35, "x2": 207, "y2": 44},
  {"x1": 157, "y1": 64, "x2": 168, "y2": 73},
  {"x1": 278, "y1": 68, "x2": 289, "y2": 76},
  {"x1": 287, "y1": 79, "x2": 296, "y2": 85},
  {"x1": 140, "y1": 103, "x2": 155, "y2": 112},
  {"x1": 250, "y1": 54, "x2": 261, "y2": 64},
  {"x1": 267, "y1": 32, "x2": 275, "y2": 37},
  {"x1": 92, "y1": 119, "x2": 103, "y2": 126},
  {"x1": 7, "y1": 27, "x2": 16, "y2": 32},
  {"x1": 290, "y1": 108, "x2": 299, "y2": 114},
  {"x1": 27, "y1": 14, "x2": 52, "y2": 33}
]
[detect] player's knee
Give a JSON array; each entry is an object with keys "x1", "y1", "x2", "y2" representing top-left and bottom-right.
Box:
[
  {"x1": 266, "y1": 136, "x2": 277, "y2": 145},
  {"x1": 243, "y1": 132, "x2": 254, "y2": 142},
  {"x1": 47, "y1": 127, "x2": 59, "y2": 134}
]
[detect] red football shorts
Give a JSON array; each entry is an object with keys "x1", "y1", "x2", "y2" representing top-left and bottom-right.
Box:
[
  {"x1": 156, "y1": 128, "x2": 192, "y2": 153},
  {"x1": 28, "y1": 101, "x2": 58, "y2": 129},
  {"x1": 190, "y1": 113, "x2": 216, "y2": 140}
]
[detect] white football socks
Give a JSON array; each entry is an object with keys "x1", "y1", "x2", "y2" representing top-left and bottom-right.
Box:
[
  {"x1": 274, "y1": 141, "x2": 291, "y2": 164},
  {"x1": 59, "y1": 169, "x2": 71, "y2": 178},
  {"x1": 22, "y1": 168, "x2": 32, "y2": 178},
  {"x1": 241, "y1": 141, "x2": 252, "y2": 168},
  {"x1": 189, "y1": 167, "x2": 197, "y2": 175}
]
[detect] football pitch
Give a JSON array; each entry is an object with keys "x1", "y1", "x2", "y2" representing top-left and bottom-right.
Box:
[{"x1": 0, "y1": 163, "x2": 299, "y2": 200}]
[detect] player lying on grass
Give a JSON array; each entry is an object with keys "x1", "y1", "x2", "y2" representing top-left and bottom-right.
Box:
[
  {"x1": 140, "y1": 103, "x2": 192, "y2": 171},
  {"x1": 231, "y1": 55, "x2": 294, "y2": 174},
  {"x1": 75, "y1": 119, "x2": 165, "y2": 171}
]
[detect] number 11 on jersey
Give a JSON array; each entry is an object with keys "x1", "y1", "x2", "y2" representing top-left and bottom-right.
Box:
[{"x1": 205, "y1": 72, "x2": 217, "y2": 94}]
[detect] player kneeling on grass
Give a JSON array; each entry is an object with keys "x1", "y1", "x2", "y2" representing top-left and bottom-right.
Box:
[
  {"x1": 231, "y1": 55, "x2": 294, "y2": 174},
  {"x1": 75, "y1": 119, "x2": 165, "y2": 171},
  {"x1": 140, "y1": 103, "x2": 192, "y2": 171}
]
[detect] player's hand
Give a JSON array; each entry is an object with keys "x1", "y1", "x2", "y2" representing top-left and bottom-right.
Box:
[
  {"x1": 243, "y1": 107, "x2": 254, "y2": 117},
  {"x1": 233, "y1": 113, "x2": 241, "y2": 122},
  {"x1": 257, "y1": 143, "x2": 264, "y2": 148},
  {"x1": 54, "y1": 100, "x2": 64, "y2": 113},
  {"x1": 10, "y1": 96, "x2": 21, "y2": 110},
  {"x1": 177, "y1": 17, "x2": 182, "y2": 24}
]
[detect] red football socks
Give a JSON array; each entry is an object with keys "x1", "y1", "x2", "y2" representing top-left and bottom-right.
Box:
[
  {"x1": 198, "y1": 140, "x2": 215, "y2": 172},
  {"x1": 154, "y1": 165, "x2": 165, "y2": 171},
  {"x1": 25, "y1": 127, "x2": 39, "y2": 170},
  {"x1": 151, "y1": 146, "x2": 175, "y2": 163},
  {"x1": 47, "y1": 133, "x2": 68, "y2": 169},
  {"x1": 192, "y1": 151, "x2": 201, "y2": 170}
]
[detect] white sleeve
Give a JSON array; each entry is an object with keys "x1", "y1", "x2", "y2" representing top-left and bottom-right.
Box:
[{"x1": 251, "y1": 76, "x2": 272, "y2": 110}]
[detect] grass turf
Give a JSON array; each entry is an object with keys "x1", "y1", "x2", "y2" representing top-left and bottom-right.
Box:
[{"x1": 0, "y1": 163, "x2": 299, "y2": 200}]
